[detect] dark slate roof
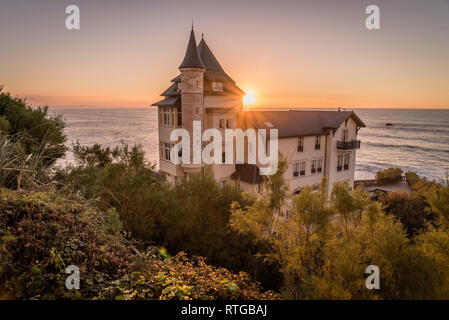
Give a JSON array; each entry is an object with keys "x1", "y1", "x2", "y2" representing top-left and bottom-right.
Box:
[
  {"x1": 240, "y1": 110, "x2": 366, "y2": 138},
  {"x1": 198, "y1": 38, "x2": 225, "y2": 73},
  {"x1": 151, "y1": 96, "x2": 180, "y2": 106},
  {"x1": 156, "y1": 31, "x2": 245, "y2": 101},
  {"x1": 160, "y1": 82, "x2": 180, "y2": 96},
  {"x1": 179, "y1": 29, "x2": 205, "y2": 69},
  {"x1": 198, "y1": 38, "x2": 245, "y2": 96},
  {"x1": 231, "y1": 164, "x2": 264, "y2": 184}
]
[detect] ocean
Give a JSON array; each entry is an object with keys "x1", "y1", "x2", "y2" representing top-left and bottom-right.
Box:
[{"x1": 50, "y1": 107, "x2": 449, "y2": 182}]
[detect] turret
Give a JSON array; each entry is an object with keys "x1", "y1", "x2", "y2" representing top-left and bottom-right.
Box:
[{"x1": 179, "y1": 28, "x2": 205, "y2": 174}]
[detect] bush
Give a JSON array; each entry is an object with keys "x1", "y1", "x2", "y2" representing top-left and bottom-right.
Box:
[
  {"x1": 0, "y1": 89, "x2": 66, "y2": 189},
  {"x1": 379, "y1": 191, "x2": 435, "y2": 237},
  {"x1": 375, "y1": 167, "x2": 403, "y2": 185},
  {"x1": 0, "y1": 188, "x2": 277, "y2": 300},
  {"x1": 405, "y1": 171, "x2": 420, "y2": 187},
  {"x1": 57, "y1": 143, "x2": 282, "y2": 291}
]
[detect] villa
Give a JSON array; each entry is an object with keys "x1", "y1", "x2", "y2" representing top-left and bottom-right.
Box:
[{"x1": 152, "y1": 28, "x2": 366, "y2": 196}]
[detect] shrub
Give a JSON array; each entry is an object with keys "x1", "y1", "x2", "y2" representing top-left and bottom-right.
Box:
[
  {"x1": 405, "y1": 171, "x2": 420, "y2": 187},
  {"x1": 0, "y1": 89, "x2": 66, "y2": 189},
  {"x1": 379, "y1": 190, "x2": 435, "y2": 237},
  {"x1": 0, "y1": 188, "x2": 277, "y2": 300},
  {"x1": 57, "y1": 143, "x2": 282, "y2": 291},
  {"x1": 375, "y1": 167, "x2": 403, "y2": 185}
]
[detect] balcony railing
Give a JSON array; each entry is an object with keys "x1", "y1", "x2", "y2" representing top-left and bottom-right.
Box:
[{"x1": 337, "y1": 140, "x2": 361, "y2": 150}]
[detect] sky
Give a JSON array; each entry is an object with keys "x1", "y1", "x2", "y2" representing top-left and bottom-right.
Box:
[{"x1": 0, "y1": 0, "x2": 448, "y2": 109}]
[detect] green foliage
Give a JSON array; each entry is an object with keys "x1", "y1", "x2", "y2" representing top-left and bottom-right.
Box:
[
  {"x1": 0, "y1": 116, "x2": 11, "y2": 134},
  {"x1": 0, "y1": 188, "x2": 277, "y2": 300},
  {"x1": 405, "y1": 171, "x2": 420, "y2": 187},
  {"x1": 230, "y1": 160, "x2": 449, "y2": 299},
  {"x1": 56, "y1": 143, "x2": 169, "y2": 240},
  {"x1": 0, "y1": 90, "x2": 66, "y2": 189},
  {"x1": 379, "y1": 191, "x2": 435, "y2": 237},
  {"x1": 425, "y1": 183, "x2": 449, "y2": 227},
  {"x1": 56, "y1": 143, "x2": 281, "y2": 290},
  {"x1": 375, "y1": 167, "x2": 403, "y2": 185}
]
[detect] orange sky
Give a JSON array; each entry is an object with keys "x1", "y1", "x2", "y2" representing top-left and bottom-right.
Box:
[{"x1": 1, "y1": 0, "x2": 448, "y2": 109}]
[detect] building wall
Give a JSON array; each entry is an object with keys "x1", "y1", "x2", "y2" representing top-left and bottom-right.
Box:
[
  {"x1": 279, "y1": 136, "x2": 326, "y2": 193},
  {"x1": 326, "y1": 117, "x2": 359, "y2": 193}
]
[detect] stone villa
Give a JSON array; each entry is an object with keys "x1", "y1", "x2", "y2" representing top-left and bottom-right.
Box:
[{"x1": 152, "y1": 28, "x2": 366, "y2": 195}]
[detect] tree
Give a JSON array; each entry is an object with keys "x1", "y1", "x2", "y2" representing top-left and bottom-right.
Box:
[
  {"x1": 375, "y1": 167, "x2": 403, "y2": 185},
  {"x1": 230, "y1": 159, "x2": 437, "y2": 299}
]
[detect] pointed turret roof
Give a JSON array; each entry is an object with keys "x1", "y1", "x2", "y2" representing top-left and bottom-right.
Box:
[
  {"x1": 179, "y1": 29, "x2": 205, "y2": 69},
  {"x1": 198, "y1": 38, "x2": 225, "y2": 73}
]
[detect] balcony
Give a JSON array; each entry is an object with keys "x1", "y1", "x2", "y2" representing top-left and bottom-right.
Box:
[{"x1": 337, "y1": 140, "x2": 361, "y2": 150}]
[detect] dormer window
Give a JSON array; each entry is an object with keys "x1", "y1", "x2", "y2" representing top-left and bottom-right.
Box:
[
  {"x1": 212, "y1": 82, "x2": 223, "y2": 92},
  {"x1": 176, "y1": 82, "x2": 181, "y2": 91}
]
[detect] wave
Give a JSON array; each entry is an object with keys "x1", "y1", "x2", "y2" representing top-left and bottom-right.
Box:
[
  {"x1": 363, "y1": 141, "x2": 449, "y2": 155},
  {"x1": 364, "y1": 125, "x2": 449, "y2": 136}
]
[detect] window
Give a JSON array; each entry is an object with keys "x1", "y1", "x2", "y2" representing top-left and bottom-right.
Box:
[
  {"x1": 300, "y1": 161, "x2": 306, "y2": 176},
  {"x1": 177, "y1": 108, "x2": 182, "y2": 127},
  {"x1": 297, "y1": 137, "x2": 304, "y2": 152},
  {"x1": 176, "y1": 82, "x2": 181, "y2": 91},
  {"x1": 163, "y1": 106, "x2": 170, "y2": 126},
  {"x1": 219, "y1": 119, "x2": 225, "y2": 128},
  {"x1": 344, "y1": 154, "x2": 350, "y2": 170},
  {"x1": 226, "y1": 119, "x2": 231, "y2": 128},
  {"x1": 337, "y1": 155, "x2": 343, "y2": 171},
  {"x1": 222, "y1": 152, "x2": 226, "y2": 164},
  {"x1": 170, "y1": 107, "x2": 174, "y2": 126},
  {"x1": 317, "y1": 159, "x2": 322, "y2": 173},
  {"x1": 195, "y1": 107, "x2": 199, "y2": 115},
  {"x1": 164, "y1": 143, "x2": 171, "y2": 161},
  {"x1": 342, "y1": 129, "x2": 349, "y2": 142},
  {"x1": 311, "y1": 160, "x2": 317, "y2": 174},
  {"x1": 293, "y1": 163, "x2": 299, "y2": 177},
  {"x1": 315, "y1": 136, "x2": 321, "y2": 150},
  {"x1": 212, "y1": 82, "x2": 223, "y2": 92}
]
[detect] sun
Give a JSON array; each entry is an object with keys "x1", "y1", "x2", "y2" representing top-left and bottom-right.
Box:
[{"x1": 243, "y1": 91, "x2": 256, "y2": 106}]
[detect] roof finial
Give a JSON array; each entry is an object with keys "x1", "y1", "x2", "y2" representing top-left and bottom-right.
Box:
[
  {"x1": 191, "y1": 19, "x2": 194, "y2": 31},
  {"x1": 201, "y1": 32, "x2": 204, "y2": 39}
]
